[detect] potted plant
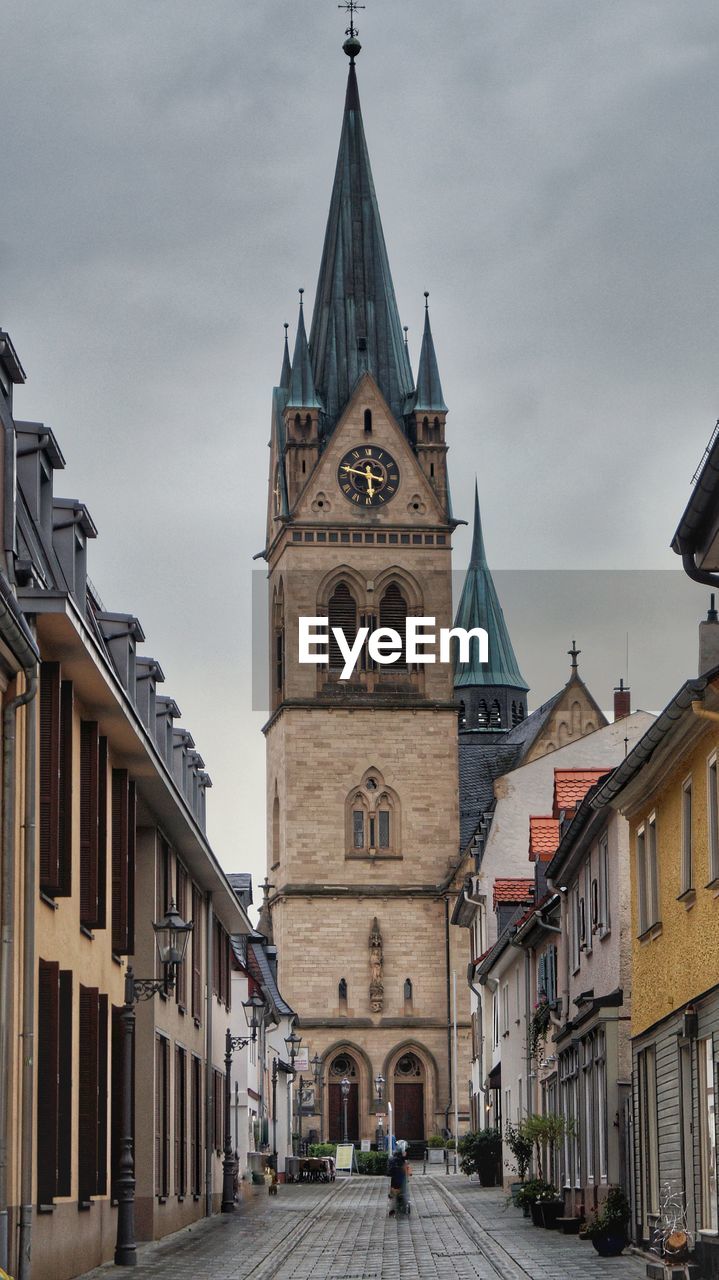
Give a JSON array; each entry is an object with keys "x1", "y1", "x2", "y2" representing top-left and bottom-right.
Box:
[
  {"x1": 536, "y1": 1183, "x2": 563, "y2": 1229},
  {"x1": 505, "y1": 1121, "x2": 533, "y2": 1204},
  {"x1": 426, "y1": 1134, "x2": 447, "y2": 1165},
  {"x1": 584, "y1": 1187, "x2": 630, "y2": 1256},
  {"x1": 458, "y1": 1128, "x2": 502, "y2": 1186},
  {"x1": 515, "y1": 1178, "x2": 552, "y2": 1220}
]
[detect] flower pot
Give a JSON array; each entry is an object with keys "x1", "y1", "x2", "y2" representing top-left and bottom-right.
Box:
[
  {"x1": 531, "y1": 1201, "x2": 544, "y2": 1227},
  {"x1": 540, "y1": 1199, "x2": 563, "y2": 1230},
  {"x1": 427, "y1": 1149, "x2": 446, "y2": 1165},
  {"x1": 510, "y1": 1182, "x2": 524, "y2": 1206},
  {"x1": 591, "y1": 1231, "x2": 627, "y2": 1257},
  {"x1": 523, "y1": 1204, "x2": 531, "y2": 1218}
]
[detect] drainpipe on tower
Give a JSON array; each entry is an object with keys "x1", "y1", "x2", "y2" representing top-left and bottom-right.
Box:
[{"x1": 444, "y1": 896, "x2": 453, "y2": 1137}]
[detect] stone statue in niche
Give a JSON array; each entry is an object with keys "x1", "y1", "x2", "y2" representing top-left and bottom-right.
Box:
[{"x1": 369, "y1": 916, "x2": 383, "y2": 1013}]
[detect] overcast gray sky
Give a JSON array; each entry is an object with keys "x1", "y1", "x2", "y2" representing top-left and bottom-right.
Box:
[{"x1": 2, "y1": 2, "x2": 718, "y2": 894}]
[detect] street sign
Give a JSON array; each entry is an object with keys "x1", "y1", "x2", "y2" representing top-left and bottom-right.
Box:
[
  {"x1": 360, "y1": 1139, "x2": 371, "y2": 1152},
  {"x1": 294, "y1": 1048, "x2": 309, "y2": 1072}
]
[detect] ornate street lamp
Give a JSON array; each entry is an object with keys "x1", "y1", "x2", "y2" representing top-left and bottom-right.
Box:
[
  {"x1": 115, "y1": 902, "x2": 193, "y2": 1267},
  {"x1": 221, "y1": 989, "x2": 266, "y2": 1213},
  {"x1": 374, "y1": 1073, "x2": 385, "y2": 1149},
  {"x1": 311, "y1": 1053, "x2": 324, "y2": 1143},
  {"x1": 340, "y1": 1076, "x2": 350, "y2": 1144},
  {"x1": 284, "y1": 1028, "x2": 302, "y2": 1066}
]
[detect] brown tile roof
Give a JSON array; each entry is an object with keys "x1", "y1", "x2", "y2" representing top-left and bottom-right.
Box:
[
  {"x1": 528, "y1": 815, "x2": 560, "y2": 862},
  {"x1": 552, "y1": 769, "x2": 608, "y2": 818},
  {"x1": 493, "y1": 877, "x2": 535, "y2": 910}
]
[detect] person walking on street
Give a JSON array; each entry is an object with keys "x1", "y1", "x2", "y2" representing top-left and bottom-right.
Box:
[{"x1": 388, "y1": 1142, "x2": 411, "y2": 1216}]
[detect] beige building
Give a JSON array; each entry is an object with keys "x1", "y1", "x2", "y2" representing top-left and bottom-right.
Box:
[{"x1": 0, "y1": 329, "x2": 253, "y2": 1280}]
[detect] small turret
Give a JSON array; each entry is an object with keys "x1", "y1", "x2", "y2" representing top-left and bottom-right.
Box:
[
  {"x1": 284, "y1": 290, "x2": 323, "y2": 505},
  {"x1": 411, "y1": 293, "x2": 448, "y2": 503}
]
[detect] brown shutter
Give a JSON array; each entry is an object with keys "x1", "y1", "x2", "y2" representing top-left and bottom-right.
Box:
[
  {"x1": 127, "y1": 781, "x2": 136, "y2": 955},
  {"x1": 97, "y1": 995, "x2": 108, "y2": 1195},
  {"x1": 176, "y1": 863, "x2": 187, "y2": 1009},
  {"x1": 190, "y1": 1056, "x2": 199, "y2": 1196},
  {"x1": 39, "y1": 664, "x2": 61, "y2": 893},
  {"x1": 57, "y1": 970, "x2": 73, "y2": 1196},
  {"x1": 154, "y1": 1037, "x2": 161, "y2": 1196},
  {"x1": 37, "y1": 959, "x2": 59, "y2": 1204},
  {"x1": 163, "y1": 1039, "x2": 170, "y2": 1195},
  {"x1": 79, "y1": 722, "x2": 100, "y2": 928},
  {"x1": 192, "y1": 887, "x2": 202, "y2": 1022},
  {"x1": 78, "y1": 985, "x2": 99, "y2": 1202},
  {"x1": 111, "y1": 770, "x2": 129, "y2": 954},
  {"x1": 111, "y1": 1005, "x2": 122, "y2": 1201},
  {"x1": 96, "y1": 737, "x2": 108, "y2": 929},
  {"x1": 58, "y1": 680, "x2": 74, "y2": 895}
]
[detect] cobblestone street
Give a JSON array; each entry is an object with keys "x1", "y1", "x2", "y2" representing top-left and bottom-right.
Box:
[{"x1": 79, "y1": 1178, "x2": 648, "y2": 1280}]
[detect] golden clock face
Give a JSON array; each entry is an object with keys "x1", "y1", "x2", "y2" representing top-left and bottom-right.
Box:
[{"x1": 337, "y1": 445, "x2": 400, "y2": 507}]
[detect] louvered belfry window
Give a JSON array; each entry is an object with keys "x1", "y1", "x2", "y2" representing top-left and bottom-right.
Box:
[
  {"x1": 328, "y1": 582, "x2": 357, "y2": 670},
  {"x1": 39, "y1": 662, "x2": 73, "y2": 897},
  {"x1": 379, "y1": 583, "x2": 408, "y2": 665}
]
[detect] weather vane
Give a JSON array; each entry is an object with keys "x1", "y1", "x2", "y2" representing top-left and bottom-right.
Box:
[{"x1": 339, "y1": 0, "x2": 365, "y2": 39}]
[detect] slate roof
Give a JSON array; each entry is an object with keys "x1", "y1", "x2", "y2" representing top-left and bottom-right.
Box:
[
  {"x1": 226, "y1": 872, "x2": 253, "y2": 909},
  {"x1": 279, "y1": 325, "x2": 291, "y2": 391},
  {"x1": 552, "y1": 769, "x2": 608, "y2": 817},
  {"x1": 287, "y1": 292, "x2": 322, "y2": 410},
  {"x1": 231, "y1": 932, "x2": 295, "y2": 1020},
  {"x1": 458, "y1": 740, "x2": 520, "y2": 848},
  {"x1": 454, "y1": 484, "x2": 528, "y2": 692},
  {"x1": 308, "y1": 62, "x2": 414, "y2": 432},
  {"x1": 528, "y1": 816, "x2": 560, "y2": 862},
  {"x1": 493, "y1": 877, "x2": 535, "y2": 909}
]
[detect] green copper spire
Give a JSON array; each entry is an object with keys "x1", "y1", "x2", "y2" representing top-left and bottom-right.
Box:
[
  {"x1": 278, "y1": 322, "x2": 291, "y2": 391},
  {"x1": 309, "y1": 60, "x2": 414, "y2": 431},
  {"x1": 413, "y1": 293, "x2": 447, "y2": 414},
  {"x1": 287, "y1": 290, "x2": 323, "y2": 410},
  {"x1": 454, "y1": 483, "x2": 528, "y2": 691}
]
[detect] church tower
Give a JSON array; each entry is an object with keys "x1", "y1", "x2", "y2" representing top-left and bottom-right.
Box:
[{"x1": 260, "y1": 26, "x2": 470, "y2": 1147}]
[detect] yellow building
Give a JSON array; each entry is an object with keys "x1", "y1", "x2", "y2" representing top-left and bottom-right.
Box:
[{"x1": 596, "y1": 650, "x2": 719, "y2": 1273}]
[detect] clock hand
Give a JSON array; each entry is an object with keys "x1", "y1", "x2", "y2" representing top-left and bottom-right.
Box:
[
  {"x1": 340, "y1": 464, "x2": 383, "y2": 484},
  {"x1": 363, "y1": 465, "x2": 377, "y2": 498}
]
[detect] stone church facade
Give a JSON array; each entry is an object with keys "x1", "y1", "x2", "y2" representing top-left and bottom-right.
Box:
[{"x1": 260, "y1": 38, "x2": 471, "y2": 1147}]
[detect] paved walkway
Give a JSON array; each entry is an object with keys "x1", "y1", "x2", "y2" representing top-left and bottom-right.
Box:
[{"x1": 78, "y1": 1178, "x2": 648, "y2": 1280}]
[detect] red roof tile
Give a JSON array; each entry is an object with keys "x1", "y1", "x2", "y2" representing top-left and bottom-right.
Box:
[
  {"x1": 528, "y1": 816, "x2": 560, "y2": 862},
  {"x1": 493, "y1": 877, "x2": 535, "y2": 910},
  {"x1": 552, "y1": 769, "x2": 607, "y2": 818}
]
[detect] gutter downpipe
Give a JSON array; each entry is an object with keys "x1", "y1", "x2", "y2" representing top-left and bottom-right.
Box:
[
  {"x1": 444, "y1": 896, "x2": 453, "y2": 1138},
  {"x1": 682, "y1": 550, "x2": 719, "y2": 590},
  {"x1": 0, "y1": 665, "x2": 38, "y2": 1275},
  {"x1": 468, "y1": 971, "x2": 483, "y2": 1128},
  {"x1": 204, "y1": 894, "x2": 214, "y2": 1219},
  {"x1": 17, "y1": 661, "x2": 37, "y2": 1280}
]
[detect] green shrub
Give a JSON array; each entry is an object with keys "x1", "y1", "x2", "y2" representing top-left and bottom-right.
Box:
[
  {"x1": 457, "y1": 1128, "x2": 502, "y2": 1183},
  {"x1": 307, "y1": 1143, "x2": 336, "y2": 1158},
  {"x1": 504, "y1": 1121, "x2": 533, "y2": 1182},
  {"x1": 584, "y1": 1187, "x2": 630, "y2": 1240},
  {"x1": 514, "y1": 1178, "x2": 554, "y2": 1209},
  {"x1": 426, "y1": 1134, "x2": 446, "y2": 1149},
  {"x1": 356, "y1": 1150, "x2": 388, "y2": 1175}
]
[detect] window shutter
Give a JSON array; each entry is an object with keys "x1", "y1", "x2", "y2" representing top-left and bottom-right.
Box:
[
  {"x1": 112, "y1": 770, "x2": 129, "y2": 954},
  {"x1": 176, "y1": 863, "x2": 187, "y2": 1008},
  {"x1": 78, "y1": 985, "x2": 100, "y2": 1202},
  {"x1": 328, "y1": 583, "x2": 357, "y2": 669},
  {"x1": 191, "y1": 1056, "x2": 201, "y2": 1195},
  {"x1": 97, "y1": 995, "x2": 108, "y2": 1196},
  {"x1": 80, "y1": 722, "x2": 100, "y2": 928},
  {"x1": 57, "y1": 970, "x2": 73, "y2": 1196},
  {"x1": 163, "y1": 1039, "x2": 170, "y2": 1196},
  {"x1": 379, "y1": 584, "x2": 408, "y2": 664},
  {"x1": 96, "y1": 737, "x2": 108, "y2": 929},
  {"x1": 58, "y1": 680, "x2": 74, "y2": 896},
  {"x1": 154, "y1": 1038, "x2": 161, "y2": 1196},
  {"x1": 37, "y1": 959, "x2": 60, "y2": 1204},
  {"x1": 538, "y1": 953, "x2": 547, "y2": 998},
  {"x1": 127, "y1": 782, "x2": 136, "y2": 955},
  {"x1": 39, "y1": 663, "x2": 61, "y2": 893},
  {"x1": 192, "y1": 887, "x2": 202, "y2": 1021}
]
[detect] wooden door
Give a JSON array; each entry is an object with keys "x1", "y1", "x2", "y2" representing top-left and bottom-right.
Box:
[
  {"x1": 328, "y1": 1082, "x2": 359, "y2": 1142},
  {"x1": 394, "y1": 1083, "x2": 424, "y2": 1141}
]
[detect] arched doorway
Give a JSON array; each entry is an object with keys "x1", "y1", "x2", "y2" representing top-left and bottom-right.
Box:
[
  {"x1": 327, "y1": 1051, "x2": 360, "y2": 1142},
  {"x1": 392, "y1": 1052, "x2": 425, "y2": 1142}
]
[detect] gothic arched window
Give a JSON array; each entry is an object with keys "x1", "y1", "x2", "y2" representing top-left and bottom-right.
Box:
[
  {"x1": 364, "y1": 408, "x2": 372, "y2": 433},
  {"x1": 346, "y1": 770, "x2": 400, "y2": 857},
  {"x1": 272, "y1": 582, "x2": 285, "y2": 702},
  {"x1": 272, "y1": 789, "x2": 280, "y2": 866},
  {"x1": 490, "y1": 700, "x2": 502, "y2": 728},
  {"x1": 328, "y1": 582, "x2": 358, "y2": 671}
]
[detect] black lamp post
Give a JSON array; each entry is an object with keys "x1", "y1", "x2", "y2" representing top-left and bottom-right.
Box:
[
  {"x1": 374, "y1": 1073, "x2": 385, "y2": 1148},
  {"x1": 271, "y1": 1057, "x2": 279, "y2": 1170},
  {"x1": 114, "y1": 902, "x2": 193, "y2": 1267},
  {"x1": 221, "y1": 991, "x2": 265, "y2": 1213},
  {"x1": 284, "y1": 1029, "x2": 301, "y2": 1154},
  {"x1": 311, "y1": 1053, "x2": 323, "y2": 1142},
  {"x1": 340, "y1": 1077, "x2": 350, "y2": 1143}
]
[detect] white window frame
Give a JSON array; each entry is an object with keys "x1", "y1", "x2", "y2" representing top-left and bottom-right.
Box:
[
  {"x1": 647, "y1": 813, "x2": 659, "y2": 927},
  {"x1": 515, "y1": 967, "x2": 521, "y2": 1024},
  {"x1": 584, "y1": 860, "x2": 593, "y2": 955},
  {"x1": 501, "y1": 981, "x2": 510, "y2": 1037},
  {"x1": 637, "y1": 815, "x2": 660, "y2": 935},
  {"x1": 492, "y1": 993, "x2": 499, "y2": 1049},
  {"x1": 681, "y1": 775, "x2": 694, "y2": 896},
  {"x1": 699, "y1": 1036, "x2": 718, "y2": 1233},
  {"x1": 708, "y1": 753, "x2": 719, "y2": 885},
  {"x1": 598, "y1": 832, "x2": 611, "y2": 937},
  {"x1": 571, "y1": 883, "x2": 581, "y2": 972}
]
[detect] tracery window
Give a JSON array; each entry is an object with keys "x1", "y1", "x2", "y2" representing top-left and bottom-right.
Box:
[{"x1": 346, "y1": 770, "x2": 400, "y2": 857}]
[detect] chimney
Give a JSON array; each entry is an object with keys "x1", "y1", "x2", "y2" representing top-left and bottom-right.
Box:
[
  {"x1": 699, "y1": 595, "x2": 719, "y2": 676},
  {"x1": 613, "y1": 678, "x2": 631, "y2": 721}
]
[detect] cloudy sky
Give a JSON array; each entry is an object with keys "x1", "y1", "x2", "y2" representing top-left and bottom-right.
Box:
[{"x1": 2, "y1": 2, "x2": 718, "y2": 893}]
